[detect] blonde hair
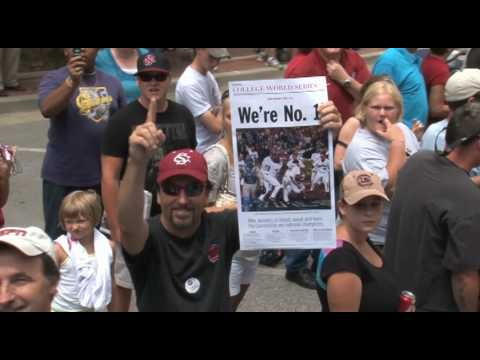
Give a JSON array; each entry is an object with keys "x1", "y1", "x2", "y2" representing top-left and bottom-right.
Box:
[
  {"x1": 355, "y1": 79, "x2": 404, "y2": 125},
  {"x1": 59, "y1": 190, "x2": 102, "y2": 229}
]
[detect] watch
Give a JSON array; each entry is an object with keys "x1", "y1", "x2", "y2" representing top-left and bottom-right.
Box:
[{"x1": 342, "y1": 77, "x2": 353, "y2": 89}]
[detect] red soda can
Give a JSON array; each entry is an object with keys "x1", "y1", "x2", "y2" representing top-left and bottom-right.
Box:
[{"x1": 398, "y1": 291, "x2": 416, "y2": 312}]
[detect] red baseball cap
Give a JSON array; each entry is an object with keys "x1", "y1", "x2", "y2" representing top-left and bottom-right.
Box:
[{"x1": 157, "y1": 149, "x2": 208, "y2": 184}]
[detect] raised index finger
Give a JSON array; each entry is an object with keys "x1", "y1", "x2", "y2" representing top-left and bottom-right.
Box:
[{"x1": 146, "y1": 97, "x2": 158, "y2": 124}]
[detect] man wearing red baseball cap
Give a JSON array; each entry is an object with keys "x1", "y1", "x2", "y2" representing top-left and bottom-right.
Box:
[{"x1": 117, "y1": 98, "x2": 239, "y2": 311}]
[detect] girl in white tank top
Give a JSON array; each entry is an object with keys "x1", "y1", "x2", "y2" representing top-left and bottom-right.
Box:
[{"x1": 51, "y1": 190, "x2": 115, "y2": 312}]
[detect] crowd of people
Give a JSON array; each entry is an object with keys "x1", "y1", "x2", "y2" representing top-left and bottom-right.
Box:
[{"x1": 2, "y1": 48, "x2": 480, "y2": 312}]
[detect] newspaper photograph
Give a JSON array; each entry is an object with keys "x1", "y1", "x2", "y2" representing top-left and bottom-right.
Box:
[{"x1": 230, "y1": 77, "x2": 336, "y2": 250}]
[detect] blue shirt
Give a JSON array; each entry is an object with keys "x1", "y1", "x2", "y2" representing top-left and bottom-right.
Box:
[
  {"x1": 38, "y1": 67, "x2": 127, "y2": 186},
  {"x1": 420, "y1": 119, "x2": 448, "y2": 152},
  {"x1": 96, "y1": 48, "x2": 148, "y2": 103},
  {"x1": 372, "y1": 48, "x2": 429, "y2": 128},
  {"x1": 420, "y1": 119, "x2": 480, "y2": 176}
]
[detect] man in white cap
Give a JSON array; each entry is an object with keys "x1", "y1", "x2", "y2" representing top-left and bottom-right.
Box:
[
  {"x1": 0, "y1": 227, "x2": 59, "y2": 312},
  {"x1": 421, "y1": 68, "x2": 480, "y2": 153},
  {"x1": 420, "y1": 68, "x2": 480, "y2": 185},
  {"x1": 176, "y1": 48, "x2": 231, "y2": 153}
]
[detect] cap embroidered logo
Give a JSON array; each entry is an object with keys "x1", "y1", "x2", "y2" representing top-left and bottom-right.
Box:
[
  {"x1": 144, "y1": 54, "x2": 156, "y2": 66},
  {"x1": 173, "y1": 153, "x2": 192, "y2": 166},
  {"x1": 357, "y1": 174, "x2": 373, "y2": 187},
  {"x1": 0, "y1": 228, "x2": 27, "y2": 237}
]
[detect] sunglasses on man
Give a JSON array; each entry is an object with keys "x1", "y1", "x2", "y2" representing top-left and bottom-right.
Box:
[
  {"x1": 161, "y1": 181, "x2": 206, "y2": 197},
  {"x1": 138, "y1": 73, "x2": 169, "y2": 82}
]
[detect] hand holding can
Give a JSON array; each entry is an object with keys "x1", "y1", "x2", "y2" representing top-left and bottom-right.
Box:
[{"x1": 399, "y1": 291, "x2": 416, "y2": 312}]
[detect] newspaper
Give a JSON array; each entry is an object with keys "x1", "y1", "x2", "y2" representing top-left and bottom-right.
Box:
[{"x1": 230, "y1": 77, "x2": 336, "y2": 250}]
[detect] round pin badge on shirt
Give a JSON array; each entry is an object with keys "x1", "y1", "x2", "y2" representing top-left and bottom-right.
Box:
[{"x1": 185, "y1": 277, "x2": 201, "y2": 294}]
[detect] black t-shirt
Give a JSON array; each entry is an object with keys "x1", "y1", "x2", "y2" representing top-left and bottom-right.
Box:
[
  {"x1": 317, "y1": 239, "x2": 400, "y2": 312},
  {"x1": 102, "y1": 100, "x2": 197, "y2": 215},
  {"x1": 384, "y1": 150, "x2": 480, "y2": 312},
  {"x1": 123, "y1": 210, "x2": 240, "y2": 312}
]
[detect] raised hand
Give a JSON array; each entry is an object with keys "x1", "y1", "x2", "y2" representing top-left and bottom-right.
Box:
[
  {"x1": 128, "y1": 97, "x2": 166, "y2": 163},
  {"x1": 326, "y1": 60, "x2": 349, "y2": 84},
  {"x1": 374, "y1": 118, "x2": 405, "y2": 143},
  {"x1": 67, "y1": 53, "x2": 87, "y2": 84}
]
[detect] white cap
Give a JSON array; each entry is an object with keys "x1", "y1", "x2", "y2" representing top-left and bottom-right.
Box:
[
  {"x1": 0, "y1": 227, "x2": 56, "y2": 264},
  {"x1": 206, "y1": 48, "x2": 231, "y2": 59},
  {"x1": 445, "y1": 69, "x2": 480, "y2": 102}
]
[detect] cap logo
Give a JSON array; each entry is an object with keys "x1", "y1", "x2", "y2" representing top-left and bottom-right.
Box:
[
  {"x1": 144, "y1": 54, "x2": 156, "y2": 66},
  {"x1": 208, "y1": 244, "x2": 220, "y2": 264},
  {"x1": 357, "y1": 174, "x2": 373, "y2": 187},
  {"x1": 0, "y1": 228, "x2": 27, "y2": 237},
  {"x1": 173, "y1": 152, "x2": 192, "y2": 166}
]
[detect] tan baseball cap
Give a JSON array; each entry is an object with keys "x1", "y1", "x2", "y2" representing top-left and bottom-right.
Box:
[
  {"x1": 0, "y1": 227, "x2": 57, "y2": 265},
  {"x1": 341, "y1": 170, "x2": 389, "y2": 205}
]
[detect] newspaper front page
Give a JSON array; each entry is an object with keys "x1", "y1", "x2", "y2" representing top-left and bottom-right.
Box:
[{"x1": 230, "y1": 77, "x2": 336, "y2": 250}]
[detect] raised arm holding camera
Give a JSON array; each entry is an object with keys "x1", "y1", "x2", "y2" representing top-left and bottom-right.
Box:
[
  {"x1": 38, "y1": 48, "x2": 127, "y2": 240},
  {"x1": 40, "y1": 48, "x2": 91, "y2": 119}
]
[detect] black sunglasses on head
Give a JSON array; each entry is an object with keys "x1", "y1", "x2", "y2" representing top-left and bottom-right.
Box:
[
  {"x1": 138, "y1": 73, "x2": 169, "y2": 82},
  {"x1": 161, "y1": 181, "x2": 205, "y2": 197}
]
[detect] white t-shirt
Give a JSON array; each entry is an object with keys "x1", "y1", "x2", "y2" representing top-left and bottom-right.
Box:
[
  {"x1": 175, "y1": 66, "x2": 222, "y2": 153},
  {"x1": 343, "y1": 124, "x2": 419, "y2": 186},
  {"x1": 203, "y1": 143, "x2": 235, "y2": 205},
  {"x1": 342, "y1": 124, "x2": 419, "y2": 245}
]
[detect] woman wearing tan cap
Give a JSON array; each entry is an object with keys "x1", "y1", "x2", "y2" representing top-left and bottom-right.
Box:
[{"x1": 315, "y1": 170, "x2": 402, "y2": 312}]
